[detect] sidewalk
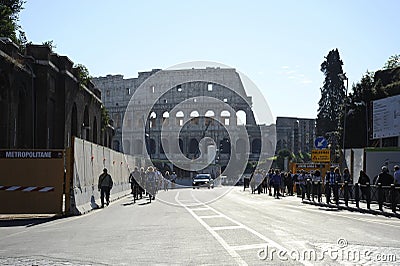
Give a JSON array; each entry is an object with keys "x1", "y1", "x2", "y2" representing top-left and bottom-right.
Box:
[{"x1": 301, "y1": 196, "x2": 400, "y2": 219}]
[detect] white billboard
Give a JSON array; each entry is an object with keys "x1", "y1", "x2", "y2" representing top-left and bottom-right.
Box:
[{"x1": 372, "y1": 94, "x2": 400, "y2": 139}]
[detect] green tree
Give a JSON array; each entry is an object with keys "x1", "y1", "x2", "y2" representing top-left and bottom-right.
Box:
[
  {"x1": 0, "y1": 0, "x2": 26, "y2": 45},
  {"x1": 316, "y1": 49, "x2": 347, "y2": 138},
  {"x1": 344, "y1": 62, "x2": 400, "y2": 148},
  {"x1": 275, "y1": 149, "x2": 293, "y2": 170},
  {"x1": 383, "y1": 54, "x2": 400, "y2": 70},
  {"x1": 73, "y1": 64, "x2": 92, "y2": 89},
  {"x1": 42, "y1": 40, "x2": 56, "y2": 51},
  {"x1": 345, "y1": 72, "x2": 374, "y2": 148}
]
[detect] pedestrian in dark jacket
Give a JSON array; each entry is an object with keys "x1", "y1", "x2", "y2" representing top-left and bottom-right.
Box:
[
  {"x1": 285, "y1": 172, "x2": 294, "y2": 196},
  {"x1": 375, "y1": 166, "x2": 394, "y2": 202},
  {"x1": 357, "y1": 170, "x2": 370, "y2": 200},
  {"x1": 98, "y1": 168, "x2": 113, "y2": 208},
  {"x1": 375, "y1": 166, "x2": 394, "y2": 186},
  {"x1": 271, "y1": 169, "x2": 282, "y2": 199}
]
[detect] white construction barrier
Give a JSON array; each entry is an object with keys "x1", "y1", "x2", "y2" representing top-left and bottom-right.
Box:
[{"x1": 71, "y1": 138, "x2": 144, "y2": 215}]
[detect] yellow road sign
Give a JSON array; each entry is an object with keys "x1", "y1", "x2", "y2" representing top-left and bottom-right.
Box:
[{"x1": 311, "y1": 149, "x2": 330, "y2": 162}]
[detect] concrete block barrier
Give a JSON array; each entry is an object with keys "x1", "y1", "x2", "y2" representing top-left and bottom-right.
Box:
[{"x1": 70, "y1": 138, "x2": 142, "y2": 215}]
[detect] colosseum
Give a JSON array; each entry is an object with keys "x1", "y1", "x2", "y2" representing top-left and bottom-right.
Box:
[{"x1": 93, "y1": 67, "x2": 275, "y2": 181}]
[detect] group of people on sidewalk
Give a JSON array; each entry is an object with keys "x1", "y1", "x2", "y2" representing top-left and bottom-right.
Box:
[
  {"x1": 128, "y1": 166, "x2": 177, "y2": 203},
  {"x1": 245, "y1": 164, "x2": 400, "y2": 205},
  {"x1": 97, "y1": 164, "x2": 400, "y2": 209},
  {"x1": 97, "y1": 167, "x2": 177, "y2": 208},
  {"x1": 248, "y1": 168, "x2": 296, "y2": 199}
]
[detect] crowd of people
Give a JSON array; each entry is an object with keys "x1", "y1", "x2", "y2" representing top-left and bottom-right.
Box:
[
  {"x1": 98, "y1": 164, "x2": 400, "y2": 208},
  {"x1": 128, "y1": 166, "x2": 177, "y2": 203},
  {"x1": 247, "y1": 168, "x2": 296, "y2": 199},
  {"x1": 245, "y1": 164, "x2": 400, "y2": 203}
]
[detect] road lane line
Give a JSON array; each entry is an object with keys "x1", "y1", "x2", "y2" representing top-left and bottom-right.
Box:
[
  {"x1": 231, "y1": 243, "x2": 269, "y2": 251},
  {"x1": 175, "y1": 192, "x2": 248, "y2": 266},
  {"x1": 190, "y1": 207, "x2": 212, "y2": 211},
  {"x1": 198, "y1": 215, "x2": 223, "y2": 219},
  {"x1": 179, "y1": 191, "x2": 312, "y2": 266},
  {"x1": 212, "y1": 225, "x2": 243, "y2": 231},
  {"x1": 189, "y1": 191, "x2": 312, "y2": 266}
]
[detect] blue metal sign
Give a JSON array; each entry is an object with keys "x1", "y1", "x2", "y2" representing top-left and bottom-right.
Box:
[{"x1": 314, "y1": 137, "x2": 328, "y2": 149}]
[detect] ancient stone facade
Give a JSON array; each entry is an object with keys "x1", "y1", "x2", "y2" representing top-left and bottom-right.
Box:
[
  {"x1": 94, "y1": 68, "x2": 275, "y2": 177},
  {"x1": 92, "y1": 69, "x2": 160, "y2": 151},
  {"x1": 0, "y1": 38, "x2": 113, "y2": 149},
  {"x1": 276, "y1": 117, "x2": 316, "y2": 154}
]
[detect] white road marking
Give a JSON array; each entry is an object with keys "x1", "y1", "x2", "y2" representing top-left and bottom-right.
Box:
[
  {"x1": 176, "y1": 191, "x2": 312, "y2": 266},
  {"x1": 212, "y1": 225, "x2": 243, "y2": 231},
  {"x1": 231, "y1": 243, "x2": 269, "y2": 251},
  {"x1": 191, "y1": 207, "x2": 211, "y2": 211},
  {"x1": 175, "y1": 191, "x2": 248, "y2": 266},
  {"x1": 198, "y1": 215, "x2": 223, "y2": 219}
]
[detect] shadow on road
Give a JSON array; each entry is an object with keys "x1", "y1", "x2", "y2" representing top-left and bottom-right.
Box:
[
  {"x1": 0, "y1": 216, "x2": 60, "y2": 228},
  {"x1": 122, "y1": 202, "x2": 135, "y2": 206},
  {"x1": 318, "y1": 207, "x2": 340, "y2": 212},
  {"x1": 122, "y1": 199, "x2": 152, "y2": 206}
]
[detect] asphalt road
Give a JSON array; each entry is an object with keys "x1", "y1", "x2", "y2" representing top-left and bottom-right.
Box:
[{"x1": 1, "y1": 186, "x2": 399, "y2": 265}]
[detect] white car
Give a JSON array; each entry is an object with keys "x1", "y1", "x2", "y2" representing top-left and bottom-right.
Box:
[{"x1": 192, "y1": 174, "x2": 214, "y2": 189}]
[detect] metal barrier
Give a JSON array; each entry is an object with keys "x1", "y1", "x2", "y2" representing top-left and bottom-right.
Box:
[{"x1": 304, "y1": 179, "x2": 400, "y2": 213}]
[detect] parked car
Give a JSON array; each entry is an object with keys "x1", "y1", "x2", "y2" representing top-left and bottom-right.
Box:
[{"x1": 192, "y1": 173, "x2": 214, "y2": 189}]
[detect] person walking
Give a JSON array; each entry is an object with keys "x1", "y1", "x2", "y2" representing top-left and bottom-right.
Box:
[
  {"x1": 98, "y1": 168, "x2": 113, "y2": 208},
  {"x1": 250, "y1": 171, "x2": 256, "y2": 194},
  {"x1": 312, "y1": 170, "x2": 322, "y2": 202},
  {"x1": 139, "y1": 167, "x2": 146, "y2": 198},
  {"x1": 333, "y1": 167, "x2": 342, "y2": 203},
  {"x1": 271, "y1": 169, "x2": 282, "y2": 199},
  {"x1": 343, "y1": 168, "x2": 353, "y2": 198},
  {"x1": 280, "y1": 172, "x2": 286, "y2": 197},
  {"x1": 285, "y1": 172, "x2": 294, "y2": 196},
  {"x1": 394, "y1": 165, "x2": 400, "y2": 185},
  {"x1": 375, "y1": 166, "x2": 394, "y2": 202},
  {"x1": 170, "y1": 172, "x2": 177, "y2": 189},
  {"x1": 146, "y1": 166, "x2": 156, "y2": 201},
  {"x1": 357, "y1": 170, "x2": 370, "y2": 200},
  {"x1": 129, "y1": 167, "x2": 141, "y2": 202},
  {"x1": 129, "y1": 167, "x2": 140, "y2": 195},
  {"x1": 164, "y1": 171, "x2": 171, "y2": 191},
  {"x1": 254, "y1": 170, "x2": 263, "y2": 194},
  {"x1": 394, "y1": 165, "x2": 400, "y2": 204},
  {"x1": 298, "y1": 170, "x2": 306, "y2": 201}
]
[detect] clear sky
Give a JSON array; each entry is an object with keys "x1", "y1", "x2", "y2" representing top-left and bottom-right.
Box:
[{"x1": 19, "y1": 0, "x2": 400, "y2": 120}]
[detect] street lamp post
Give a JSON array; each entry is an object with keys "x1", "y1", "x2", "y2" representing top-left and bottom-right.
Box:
[
  {"x1": 338, "y1": 73, "x2": 348, "y2": 169},
  {"x1": 354, "y1": 100, "x2": 368, "y2": 147},
  {"x1": 363, "y1": 101, "x2": 369, "y2": 147}
]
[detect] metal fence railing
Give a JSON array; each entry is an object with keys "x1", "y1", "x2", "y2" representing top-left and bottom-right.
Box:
[{"x1": 302, "y1": 179, "x2": 400, "y2": 213}]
